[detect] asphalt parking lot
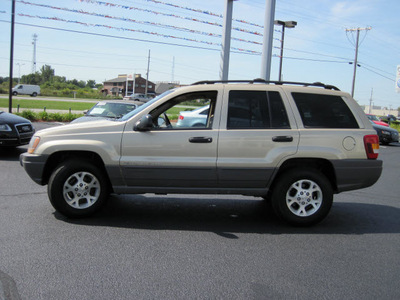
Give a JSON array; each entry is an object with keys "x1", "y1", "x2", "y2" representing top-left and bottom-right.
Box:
[{"x1": 0, "y1": 123, "x2": 399, "y2": 299}]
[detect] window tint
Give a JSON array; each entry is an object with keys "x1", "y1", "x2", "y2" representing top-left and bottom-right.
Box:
[
  {"x1": 227, "y1": 91, "x2": 289, "y2": 129},
  {"x1": 292, "y1": 93, "x2": 359, "y2": 128}
]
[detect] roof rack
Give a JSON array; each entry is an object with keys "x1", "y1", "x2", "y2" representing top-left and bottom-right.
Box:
[{"x1": 192, "y1": 79, "x2": 340, "y2": 91}]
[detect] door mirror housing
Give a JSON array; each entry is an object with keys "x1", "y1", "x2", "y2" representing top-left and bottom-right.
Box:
[{"x1": 134, "y1": 114, "x2": 153, "y2": 131}]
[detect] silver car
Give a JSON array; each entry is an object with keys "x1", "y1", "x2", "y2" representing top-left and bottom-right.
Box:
[
  {"x1": 176, "y1": 105, "x2": 209, "y2": 128},
  {"x1": 71, "y1": 100, "x2": 138, "y2": 123}
]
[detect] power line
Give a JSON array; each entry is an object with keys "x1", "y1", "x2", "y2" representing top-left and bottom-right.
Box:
[{"x1": 0, "y1": 19, "x2": 260, "y2": 55}]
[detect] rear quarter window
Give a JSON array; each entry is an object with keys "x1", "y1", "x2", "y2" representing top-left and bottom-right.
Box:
[{"x1": 292, "y1": 92, "x2": 359, "y2": 128}]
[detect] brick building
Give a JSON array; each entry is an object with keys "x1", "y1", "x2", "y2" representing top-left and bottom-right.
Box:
[{"x1": 102, "y1": 74, "x2": 155, "y2": 96}]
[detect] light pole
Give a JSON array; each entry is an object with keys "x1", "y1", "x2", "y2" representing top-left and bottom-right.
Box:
[
  {"x1": 16, "y1": 63, "x2": 25, "y2": 83},
  {"x1": 274, "y1": 20, "x2": 297, "y2": 81}
]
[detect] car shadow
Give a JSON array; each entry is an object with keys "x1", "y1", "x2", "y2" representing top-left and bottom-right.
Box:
[
  {"x1": 0, "y1": 146, "x2": 27, "y2": 161},
  {"x1": 54, "y1": 194, "x2": 400, "y2": 237}
]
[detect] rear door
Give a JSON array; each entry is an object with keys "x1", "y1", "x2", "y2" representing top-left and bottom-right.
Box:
[{"x1": 217, "y1": 86, "x2": 299, "y2": 189}]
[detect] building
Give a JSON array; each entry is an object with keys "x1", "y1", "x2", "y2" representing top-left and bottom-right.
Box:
[
  {"x1": 102, "y1": 74, "x2": 155, "y2": 96},
  {"x1": 155, "y1": 81, "x2": 182, "y2": 94},
  {"x1": 360, "y1": 105, "x2": 399, "y2": 117}
]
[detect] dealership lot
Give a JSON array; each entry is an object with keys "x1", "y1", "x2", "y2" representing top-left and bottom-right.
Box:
[{"x1": 0, "y1": 123, "x2": 399, "y2": 299}]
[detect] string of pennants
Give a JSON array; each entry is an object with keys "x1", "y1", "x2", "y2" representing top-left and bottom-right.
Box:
[
  {"x1": 79, "y1": 0, "x2": 264, "y2": 29},
  {"x1": 19, "y1": 0, "x2": 263, "y2": 37},
  {"x1": 18, "y1": 1, "x2": 263, "y2": 46},
  {"x1": 17, "y1": 13, "x2": 262, "y2": 55}
]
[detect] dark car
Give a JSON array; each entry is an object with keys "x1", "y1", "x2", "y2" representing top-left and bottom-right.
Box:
[
  {"x1": 0, "y1": 111, "x2": 35, "y2": 147},
  {"x1": 371, "y1": 121, "x2": 399, "y2": 145}
]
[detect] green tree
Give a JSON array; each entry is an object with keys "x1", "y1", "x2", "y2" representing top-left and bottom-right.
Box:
[
  {"x1": 86, "y1": 80, "x2": 96, "y2": 88},
  {"x1": 40, "y1": 65, "x2": 55, "y2": 83},
  {"x1": 21, "y1": 72, "x2": 41, "y2": 85}
]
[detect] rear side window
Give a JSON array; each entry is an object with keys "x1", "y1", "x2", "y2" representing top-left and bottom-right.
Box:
[
  {"x1": 292, "y1": 93, "x2": 359, "y2": 128},
  {"x1": 227, "y1": 91, "x2": 290, "y2": 129}
]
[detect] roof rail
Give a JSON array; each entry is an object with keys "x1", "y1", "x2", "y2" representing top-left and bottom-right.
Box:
[{"x1": 192, "y1": 79, "x2": 340, "y2": 91}]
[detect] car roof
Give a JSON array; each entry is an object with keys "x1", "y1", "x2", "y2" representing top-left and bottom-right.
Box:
[{"x1": 96, "y1": 100, "x2": 137, "y2": 105}]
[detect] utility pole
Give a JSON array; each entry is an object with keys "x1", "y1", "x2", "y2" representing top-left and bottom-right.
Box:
[
  {"x1": 260, "y1": 0, "x2": 276, "y2": 81},
  {"x1": 369, "y1": 88, "x2": 373, "y2": 114},
  {"x1": 145, "y1": 50, "x2": 150, "y2": 96},
  {"x1": 346, "y1": 27, "x2": 371, "y2": 98},
  {"x1": 171, "y1": 56, "x2": 175, "y2": 83},
  {"x1": 32, "y1": 33, "x2": 38, "y2": 73}
]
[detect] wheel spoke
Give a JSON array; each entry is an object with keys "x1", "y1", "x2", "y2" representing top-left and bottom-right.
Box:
[
  {"x1": 286, "y1": 178, "x2": 323, "y2": 217},
  {"x1": 63, "y1": 171, "x2": 101, "y2": 209}
]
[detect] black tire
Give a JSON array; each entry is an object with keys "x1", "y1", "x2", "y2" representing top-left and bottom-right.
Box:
[
  {"x1": 31, "y1": 92, "x2": 37, "y2": 97},
  {"x1": 271, "y1": 169, "x2": 333, "y2": 226},
  {"x1": 48, "y1": 160, "x2": 110, "y2": 218},
  {"x1": 12, "y1": 91, "x2": 18, "y2": 96}
]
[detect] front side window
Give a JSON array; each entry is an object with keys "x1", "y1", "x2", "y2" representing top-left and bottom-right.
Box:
[
  {"x1": 227, "y1": 90, "x2": 289, "y2": 129},
  {"x1": 150, "y1": 91, "x2": 217, "y2": 130},
  {"x1": 292, "y1": 93, "x2": 359, "y2": 128}
]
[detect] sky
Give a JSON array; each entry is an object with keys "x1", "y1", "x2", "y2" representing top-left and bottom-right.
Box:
[{"x1": 0, "y1": 0, "x2": 399, "y2": 108}]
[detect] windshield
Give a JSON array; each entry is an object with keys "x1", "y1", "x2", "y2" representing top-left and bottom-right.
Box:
[
  {"x1": 87, "y1": 102, "x2": 137, "y2": 118},
  {"x1": 119, "y1": 89, "x2": 176, "y2": 121},
  {"x1": 367, "y1": 115, "x2": 380, "y2": 121}
]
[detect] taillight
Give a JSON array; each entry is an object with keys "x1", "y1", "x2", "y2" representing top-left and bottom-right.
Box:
[
  {"x1": 363, "y1": 135, "x2": 379, "y2": 159},
  {"x1": 178, "y1": 115, "x2": 184, "y2": 120}
]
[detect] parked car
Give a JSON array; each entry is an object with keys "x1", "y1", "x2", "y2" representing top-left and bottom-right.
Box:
[
  {"x1": 366, "y1": 114, "x2": 389, "y2": 127},
  {"x1": 71, "y1": 101, "x2": 138, "y2": 123},
  {"x1": 176, "y1": 105, "x2": 209, "y2": 128},
  {"x1": 0, "y1": 111, "x2": 35, "y2": 147},
  {"x1": 371, "y1": 121, "x2": 399, "y2": 145},
  {"x1": 123, "y1": 93, "x2": 152, "y2": 103},
  {"x1": 12, "y1": 84, "x2": 40, "y2": 97},
  {"x1": 21, "y1": 80, "x2": 382, "y2": 226}
]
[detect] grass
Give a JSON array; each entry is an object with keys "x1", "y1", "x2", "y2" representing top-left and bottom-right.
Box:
[{"x1": 0, "y1": 98, "x2": 95, "y2": 111}]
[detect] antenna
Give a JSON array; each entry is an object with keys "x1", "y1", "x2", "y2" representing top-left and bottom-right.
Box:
[{"x1": 32, "y1": 33, "x2": 38, "y2": 73}]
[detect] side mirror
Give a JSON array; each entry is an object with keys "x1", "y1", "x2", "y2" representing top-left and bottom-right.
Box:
[{"x1": 134, "y1": 114, "x2": 153, "y2": 131}]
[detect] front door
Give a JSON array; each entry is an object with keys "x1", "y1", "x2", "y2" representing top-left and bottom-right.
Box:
[{"x1": 120, "y1": 90, "x2": 220, "y2": 188}]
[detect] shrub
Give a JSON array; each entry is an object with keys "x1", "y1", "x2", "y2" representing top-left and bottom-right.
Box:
[
  {"x1": 38, "y1": 111, "x2": 49, "y2": 121},
  {"x1": 21, "y1": 110, "x2": 37, "y2": 121},
  {"x1": 48, "y1": 113, "x2": 63, "y2": 122}
]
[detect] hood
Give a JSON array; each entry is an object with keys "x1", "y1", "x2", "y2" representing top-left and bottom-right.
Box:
[
  {"x1": 35, "y1": 119, "x2": 126, "y2": 138},
  {"x1": 70, "y1": 116, "x2": 116, "y2": 124},
  {"x1": 0, "y1": 111, "x2": 31, "y2": 125},
  {"x1": 372, "y1": 123, "x2": 397, "y2": 132},
  {"x1": 373, "y1": 120, "x2": 389, "y2": 127}
]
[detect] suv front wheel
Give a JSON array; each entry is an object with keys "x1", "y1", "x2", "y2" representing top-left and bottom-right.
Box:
[
  {"x1": 48, "y1": 160, "x2": 109, "y2": 218},
  {"x1": 271, "y1": 169, "x2": 333, "y2": 226}
]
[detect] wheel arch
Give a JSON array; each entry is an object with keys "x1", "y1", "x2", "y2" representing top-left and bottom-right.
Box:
[
  {"x1": 42, "y1": 150, "x2": 113, "y2": 191},
  {"x1": 271, "y1": 158, "x2": 338, "y2": 193}
]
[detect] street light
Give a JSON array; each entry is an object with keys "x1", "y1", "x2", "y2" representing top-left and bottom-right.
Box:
[
  {"x1": 16, "y1": 63, "x2": 25, "y2": 83},
  {"x1": 274, "y1": 20, "x2": 297, "y2": 81}
]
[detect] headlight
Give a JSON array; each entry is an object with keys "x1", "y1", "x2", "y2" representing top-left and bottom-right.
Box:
[
  {"x1": 382, "y1": 130, "x2": 390, "y2": 135},
  {"x1": 0, "y1": 124, "x2": 12, "y2": 131},
  {"x1": 28, "y1": 136, "x2": 40, "y2": 154}
]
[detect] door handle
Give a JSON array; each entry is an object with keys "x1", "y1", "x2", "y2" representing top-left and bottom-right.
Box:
[
  {"x1": 189, "y1": 137, "x2": 213, "y2": 143},
  {"x1": 272, "y1": 136, "x2": 293, "y2": 142}
]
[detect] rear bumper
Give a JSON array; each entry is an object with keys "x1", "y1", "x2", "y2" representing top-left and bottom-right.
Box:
[
  {"x1": 20, "y1": 153, "x2": 49, "y2": 185},
  {"x1": 332, "y1": 159, "x2": 383, "y2": 193}
]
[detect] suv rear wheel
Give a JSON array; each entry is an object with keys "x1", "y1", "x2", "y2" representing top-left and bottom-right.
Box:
[
  {"x1": 271, "y1": 169, "x2": 333, "y2": 226},
  {"x1": 48, "y1": 160, "x2": 109, "y2": 218}
]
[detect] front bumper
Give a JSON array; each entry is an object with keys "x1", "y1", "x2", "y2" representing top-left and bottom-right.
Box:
[{"x1": 20, "y1": 152, "x2": 49, "y2": 185}]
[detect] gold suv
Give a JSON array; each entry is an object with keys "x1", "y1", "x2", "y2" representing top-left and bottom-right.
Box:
[{"x1": 20, "y1": 80, "x2": 382, "y2": 226}]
